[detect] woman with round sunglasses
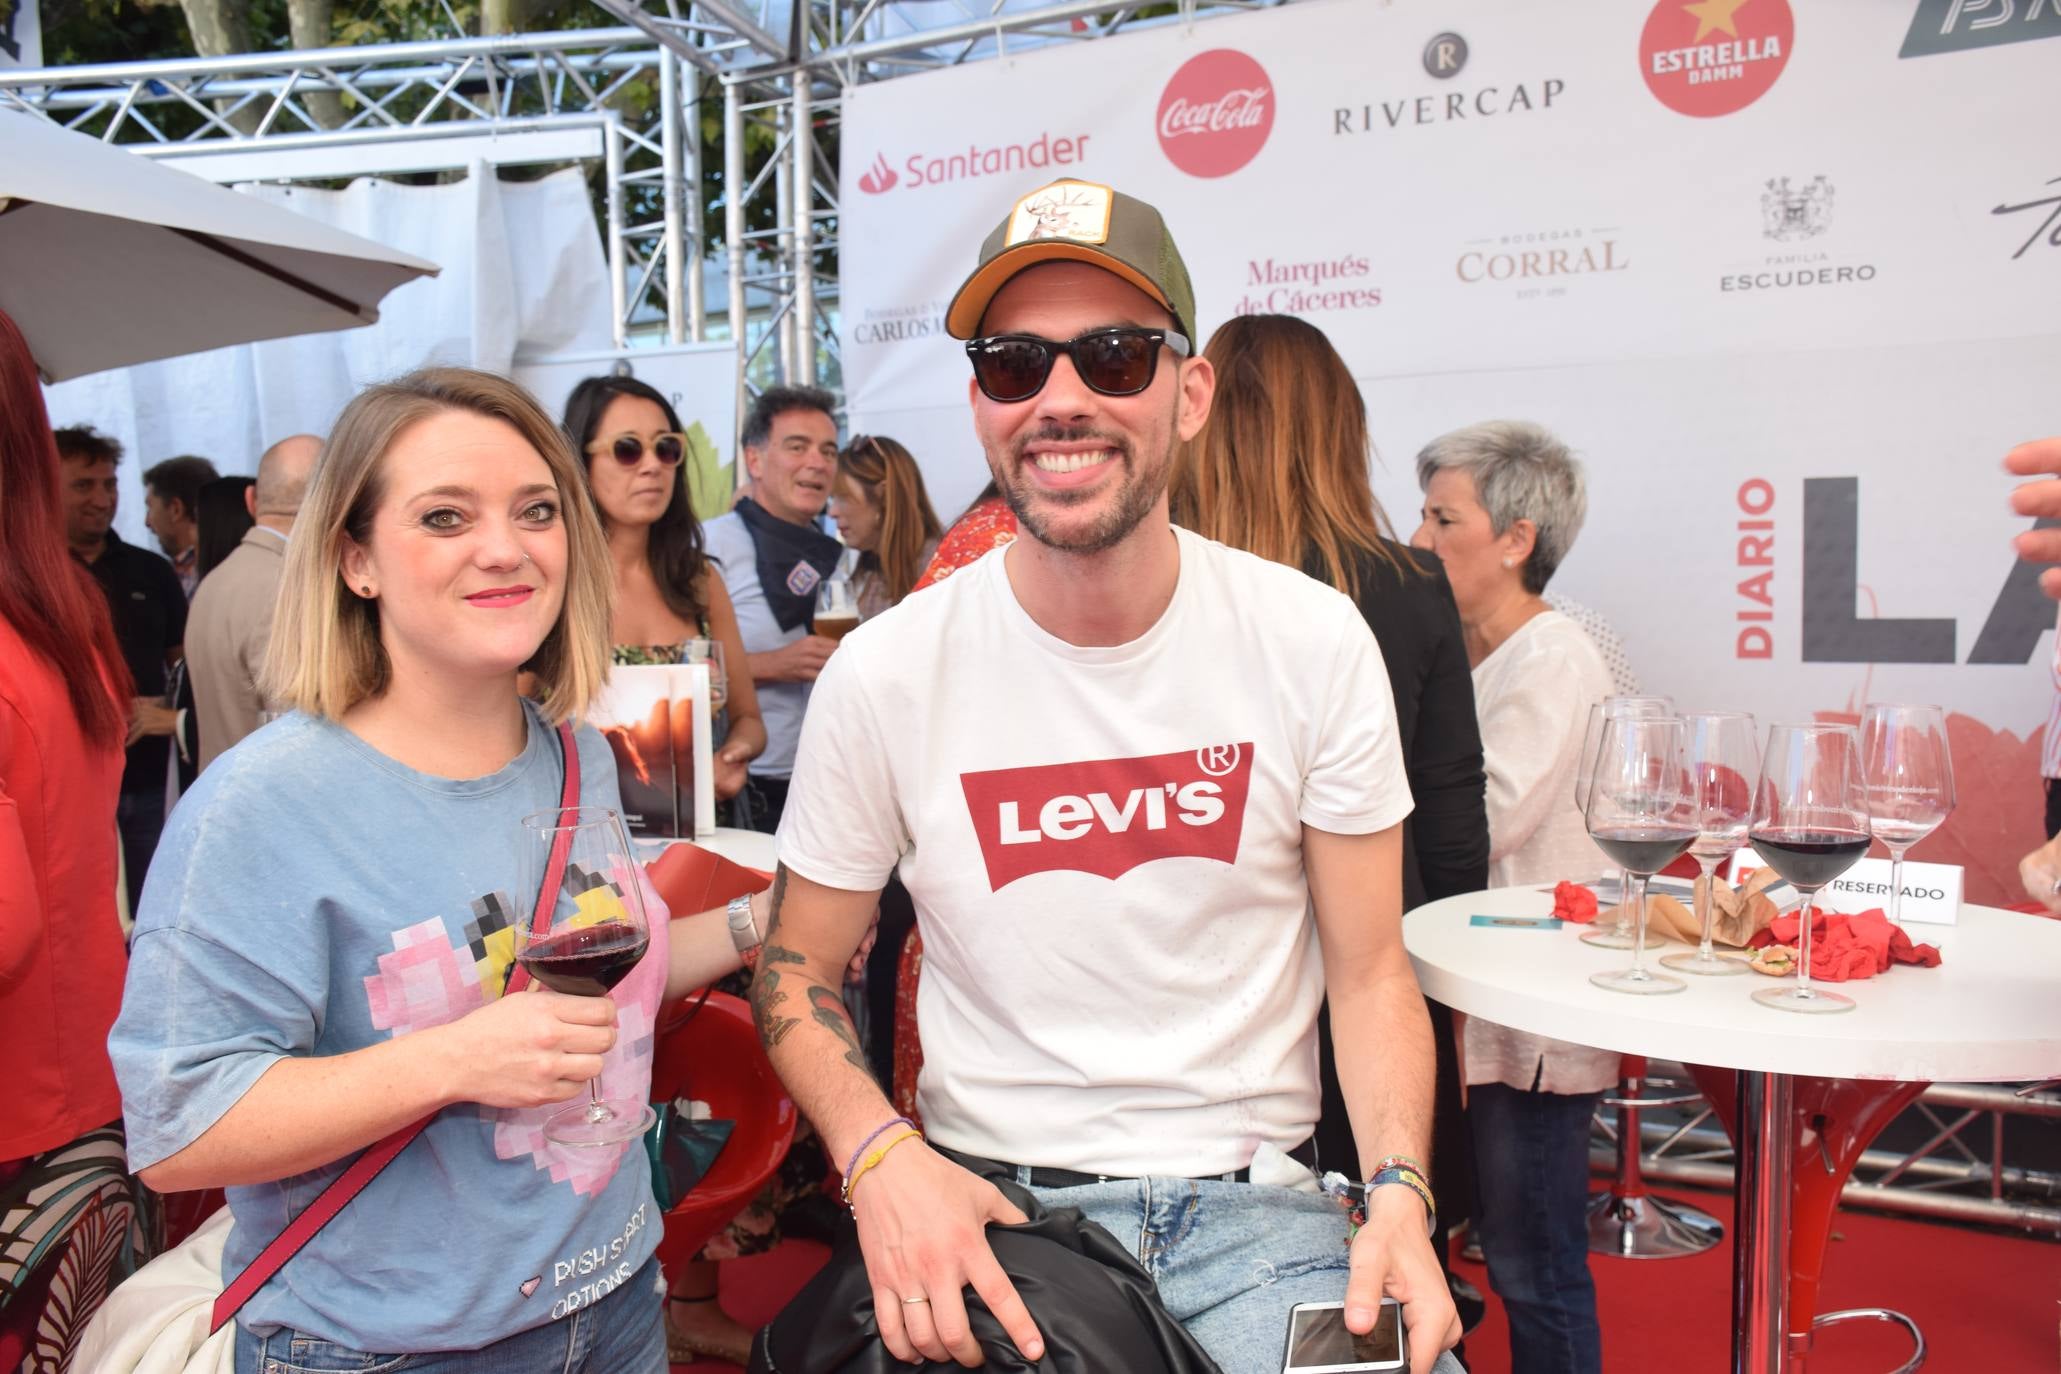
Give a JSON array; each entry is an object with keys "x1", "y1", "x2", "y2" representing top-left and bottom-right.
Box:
[
  {"x1": 831, "y1": 435, "x2": 943, "y2": 619},
  {"x1": 563, "y1": 375, "x2": 765, "y2": 803}
]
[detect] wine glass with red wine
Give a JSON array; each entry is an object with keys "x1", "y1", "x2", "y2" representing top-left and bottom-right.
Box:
[
  {"x1": 1747, "y1": 723, "x2": 1870, "y2": 1015},
  {"x1": 515, "y1": 805, "x2": 658, "y2": 1146},
  {"x1": 1586, "y1": 715, "x2": 1695, "y2": 995},
  {"x1": 1576, "y1": 695, "x2": 1675, "y2": 950}
]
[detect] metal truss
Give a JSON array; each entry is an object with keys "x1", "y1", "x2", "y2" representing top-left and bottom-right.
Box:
[
  {"x1": 0, "y1": 0, "x2": 1300, "y2": 421},
  {"x1": 1593, "y1": 1067, "x2": 2061, "y2": 1238}
]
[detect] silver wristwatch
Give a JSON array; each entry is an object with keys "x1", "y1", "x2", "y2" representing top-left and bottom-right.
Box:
[{"x1": 727, "y1": 892, "x2": 763, "y2": 955}]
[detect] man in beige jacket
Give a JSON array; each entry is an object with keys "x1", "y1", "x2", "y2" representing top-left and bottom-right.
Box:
[{"x1": 184, "y1": 435, "x2": 319, "y2": 772}]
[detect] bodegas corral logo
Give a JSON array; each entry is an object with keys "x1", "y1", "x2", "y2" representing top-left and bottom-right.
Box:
[
  {"x1": 1454, "y1": 226, "x2": 1629, "y2": 297},
  {"x1": 1156, "y1": 49, "x2": 1274, "y2": 179},
  {"x1": 1898, "y1": 0, "x2": 2061, "y2": 59},
  {"x1": 960, "y1": 744, "x2": 1254, "y2": 890},
  {"x1": 1641, "y1": 0, "x2": 1793, "y2": 118},
  {"x1": 852, "y1": 129, "x2": 1095, "y2": 196}
]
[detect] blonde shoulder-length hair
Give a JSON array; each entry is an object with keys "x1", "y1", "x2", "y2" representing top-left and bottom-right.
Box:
[{"x1": 263, "y1": 368, "x2": 613, "y2": 725}]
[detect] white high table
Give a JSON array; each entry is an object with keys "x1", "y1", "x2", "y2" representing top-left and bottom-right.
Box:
[{"x1": 1403, "y1": 887, "x2": 2061, "y2": 1373}]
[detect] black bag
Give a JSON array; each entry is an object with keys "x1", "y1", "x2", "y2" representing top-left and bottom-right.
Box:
[{"x1": 748, "y1": 1176, "x2": 1223, "y2": 1374}]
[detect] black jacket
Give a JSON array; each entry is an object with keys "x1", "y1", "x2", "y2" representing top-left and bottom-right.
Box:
[
  {"x1": 749, "y1": 1171, "x2": 1222, "y2": 1374},
  {"x1": 1308, "y1": 542, "x2": 1488, "y2": 1226}
]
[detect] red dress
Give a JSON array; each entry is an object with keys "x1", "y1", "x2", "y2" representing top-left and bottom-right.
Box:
[
  {"x1": 893, "y1": 500, "x2": 1020, "y2": 1121},
  {"x1": 0, "y1": 616, "x2": 127, "y2": 1161}
]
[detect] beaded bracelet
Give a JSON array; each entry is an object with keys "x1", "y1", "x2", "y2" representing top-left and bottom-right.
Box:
[
  {"x1": 1370, "y1": 1154, "x2": 1428, "y2": 1180},
  {"x1": 842, "y1": 1116, "x2": 915, "y2": 1183},
  {"x1": 841, "y1": 1128, "x2": 921, "y2": 1208}
]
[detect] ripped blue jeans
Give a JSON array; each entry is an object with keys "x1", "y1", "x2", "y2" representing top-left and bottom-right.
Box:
[{"x1": 1024, "y1": 1176, "x2": 1465, "y2": 1374}]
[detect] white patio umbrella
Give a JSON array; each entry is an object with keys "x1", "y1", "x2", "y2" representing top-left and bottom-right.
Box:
[{"x1": 0, "y1": 109, "x2": 440, "y2": 382}]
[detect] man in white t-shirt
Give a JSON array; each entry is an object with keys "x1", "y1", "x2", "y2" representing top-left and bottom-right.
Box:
[{"x1": 755, "y1": 179, "x2": 1462, "y2": 1374}]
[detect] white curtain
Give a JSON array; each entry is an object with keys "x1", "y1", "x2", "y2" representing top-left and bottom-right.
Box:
[{"x1": 42, "y1": 164, "x2": 614, "y2": 547}]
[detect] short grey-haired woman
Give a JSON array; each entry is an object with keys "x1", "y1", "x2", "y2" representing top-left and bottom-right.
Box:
[{"x1": 1410, "y1": 420, "x2": 1614, "y2": 1374}]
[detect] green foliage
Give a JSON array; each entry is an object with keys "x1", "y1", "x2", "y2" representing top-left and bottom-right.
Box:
[{"x1": 680, "y1": 421, "x2": 734, "y2": 523}]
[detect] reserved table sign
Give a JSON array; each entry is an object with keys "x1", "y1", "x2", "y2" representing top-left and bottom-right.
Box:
[{"x1": 1726, "y1": 848, "x2": 1963, "y2": 927}]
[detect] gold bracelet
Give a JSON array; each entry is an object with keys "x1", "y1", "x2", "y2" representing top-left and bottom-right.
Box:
[{"x1": 841, "y1": 1128, "x2": 922, "y2": 1208}]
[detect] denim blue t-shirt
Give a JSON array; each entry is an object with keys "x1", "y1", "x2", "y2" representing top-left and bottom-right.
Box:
[{"x1": 109, "y1": 703, "x2": 668, "y2": 1351}]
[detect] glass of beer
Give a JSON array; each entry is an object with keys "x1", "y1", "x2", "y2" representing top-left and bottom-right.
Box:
[{"x1": 812, "y1": 579, "x2": 861, "y2": 642}]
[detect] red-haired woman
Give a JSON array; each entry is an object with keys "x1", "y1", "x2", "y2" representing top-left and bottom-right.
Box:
[{"x1": 0, "y1": 307, "x2": 144, "y2": 1355}]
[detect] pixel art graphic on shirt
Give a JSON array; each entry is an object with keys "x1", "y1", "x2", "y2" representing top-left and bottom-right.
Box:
[{"x1": 362, "y1": 865, "x2": 665, "y2": 1198}]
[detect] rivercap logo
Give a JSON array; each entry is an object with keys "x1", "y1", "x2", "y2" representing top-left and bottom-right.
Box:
[
  {"x1": 1763, "y1": 175, "x2": 1833, "y2": 241},
  {"x1": 960, "y1": 744, "x2": 1255, "y2": 890},
  {"x1": 1423, "y1": 32, "x2": 1469, "y2": 77},
  {"x1": 1641, "y1": 0, "x2": 1794, "y2": 118},
  {"x1": 857, "y1": 152, "x2": 899, "y2": 195},
  {"x1": 1156, "y1": 49, "x2": 1274, "y2": 179}
]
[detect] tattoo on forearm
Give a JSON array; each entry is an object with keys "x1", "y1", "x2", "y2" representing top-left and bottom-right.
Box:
[
  {"x1": 750, "y1": 961, "x2": 800, "y2": 1048},
  {"x1": 808, "y1": 983, "x2": 874, "y2": 1079}
]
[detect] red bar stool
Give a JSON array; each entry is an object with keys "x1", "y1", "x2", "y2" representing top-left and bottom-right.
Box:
[
  {"x1": 649, "y1": 991, "x2": 800, "y2": 1264},
  {"x1": 1588, "y1": 1053, "x2": 1725, "y2": 1257},
  {"x1": 1691, "y1": 1065, "x2": 1931, "y2": 1372}
]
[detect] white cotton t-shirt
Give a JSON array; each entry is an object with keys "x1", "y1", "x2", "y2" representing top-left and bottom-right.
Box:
[{"x1": 777, "y1": 526, "x2": 1414, "y2": 1177}]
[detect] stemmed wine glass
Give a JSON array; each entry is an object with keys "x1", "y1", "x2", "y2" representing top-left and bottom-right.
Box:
[
  {"x1": 1576, "y1": 695, "x2": 1675, "y2": 950},
  {"x1": 1586, "y1": 715, "x2": 1696, "y2": 995},
  {"x1": 1747, "y1": 723, "x2": 1870, "y2": 1015},
  {"x1": 1859, "y1": 704, "x2": 1955, "y2": 926},
  {"x1": 515, "y1": 805, "x2": 657, "y2": 1146},
  {"x1": 1662, "y1": 712, "x2": 1758, "y2": 977}
]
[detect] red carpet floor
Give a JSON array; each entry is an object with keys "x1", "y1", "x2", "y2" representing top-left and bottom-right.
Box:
[{"x1": 674, "y1": 1190, "x2": 2059, "y2": 1372}]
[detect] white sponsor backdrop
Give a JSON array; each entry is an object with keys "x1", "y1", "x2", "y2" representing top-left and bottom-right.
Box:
[{"x1": 838, "y1": 0, "x2": 2061, "y2": 903}]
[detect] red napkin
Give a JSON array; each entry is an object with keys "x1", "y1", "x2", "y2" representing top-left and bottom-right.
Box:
[
  {"x1": 1746, "y1": 907, "x2": 1942, "y2": 982},
  {"x1": 1553, "y1": 881, "x2": 1599, "y2": 924}
]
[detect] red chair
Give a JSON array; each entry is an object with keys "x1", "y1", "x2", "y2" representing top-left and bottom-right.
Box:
[
  {"x1": 1588, "y1": 1054, "x2": 1724, "y2": 1258},
  {"x1": 650, "y1": 991, "x2": 800, "y2": 1265},
  {"x1": 1689, "y1": 1065, "x2": 1931, "y2": 1372}
]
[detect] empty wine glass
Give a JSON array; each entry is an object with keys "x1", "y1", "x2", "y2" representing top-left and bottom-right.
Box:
[
  {"x1": 1747, "y1": 723, "x2": 1870, "y2": 1015},
  {"x1": 1576, "y1": 695, "x2": 1675, "y2": 949},
  {"x1": 515, "y1": 805, "x2": 657, "y2": 1146},
  {"x1": 1662, "y1": 712, "x2": 1758, "y2": 977},
  {"x1": 1860, "y1": 704, "x2": 1955, "y2": 926},
  {"x1": 1586, "y1": 715, "x2": 1694, "y2": 995}
]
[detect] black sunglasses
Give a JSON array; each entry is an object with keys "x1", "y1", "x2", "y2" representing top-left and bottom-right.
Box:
[
  {"x1": 965, "y1": 327, "x2": 1191, "y2": 404},
  {"x1": 589, "y1": 432, "x2": 686, "y2": 466}
]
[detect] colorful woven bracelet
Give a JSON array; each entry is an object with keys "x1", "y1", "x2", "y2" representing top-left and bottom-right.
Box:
[
  {"x1": 1367, "y1": 1165, "x2": 1436, "y2": 1222},
  {"x1": 841, "y1": 1128, "x2": 922, "y2": 1208},
  {"x1": 1370, "y1": 1154, "x2": 1428, "y2": 1179},
  {"x1": 842, "y1": 1116, "x2": 915, "y2": 1183}
]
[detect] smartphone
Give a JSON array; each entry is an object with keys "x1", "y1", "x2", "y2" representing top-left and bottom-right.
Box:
[{"x1": 1280, "y1": 1299, "x2": 1406, "y2": 1373}]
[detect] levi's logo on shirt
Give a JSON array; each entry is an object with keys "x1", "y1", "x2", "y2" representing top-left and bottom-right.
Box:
[{"x1": 959, "y1": 743, "x2": 1254, "y2": 890}]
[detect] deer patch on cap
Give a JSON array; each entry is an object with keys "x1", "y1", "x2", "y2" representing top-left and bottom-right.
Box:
[{"x1": 1007, "y1": 181, "x2": 1114, "y2": 247}]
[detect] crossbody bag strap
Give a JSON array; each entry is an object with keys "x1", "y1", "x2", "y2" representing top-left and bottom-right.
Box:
[{"x1": 211, "y1": 720, "x2": 581, "y2": 1334}]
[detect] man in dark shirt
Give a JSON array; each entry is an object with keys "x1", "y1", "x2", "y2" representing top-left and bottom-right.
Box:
[
  {"x1": 142, "y1": 454, "x2": 222, "y2": 600},
  {"x1": 57, "y1": 425, "x2": 186, "y2": 912}
]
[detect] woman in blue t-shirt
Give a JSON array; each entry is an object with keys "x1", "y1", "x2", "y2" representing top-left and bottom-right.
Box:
[{"x1": 109, "y1": 368, "x2": 759, "y2": 1372}]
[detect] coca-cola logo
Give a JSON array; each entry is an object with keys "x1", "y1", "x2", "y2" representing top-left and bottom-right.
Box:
[
  {"x1": 1156, "y1": 50, "x2": 1274, "y2": 179},
  {"x1": 960, "y1": 743, "x2": 1255, "y2": 890},
  {"x1": 857, "y1": 152, "x2": 899, "y2": 195}
]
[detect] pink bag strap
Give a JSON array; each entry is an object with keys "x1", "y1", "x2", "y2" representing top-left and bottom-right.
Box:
[{"x1": 210, "y1": 721, "x2": 580, "y2": 1334}]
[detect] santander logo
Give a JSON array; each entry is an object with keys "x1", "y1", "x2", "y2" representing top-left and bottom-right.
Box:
[
  {"x1": 857, "y1": 152, "x2": 899, "y2": 195},
  {"x1": 1156, "y1": 49, "x2": 1274, "y2": 179},
  {"x1": 960, "y1": 744, "x2": 1254, "y2": 891}
]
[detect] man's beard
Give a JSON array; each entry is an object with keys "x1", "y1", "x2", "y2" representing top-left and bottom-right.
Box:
[{"x1": 993, "y1": 424, "x2": 1170, "y2": 556}]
